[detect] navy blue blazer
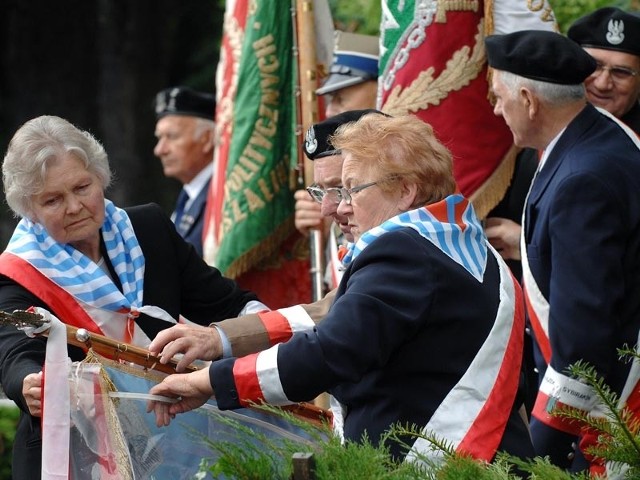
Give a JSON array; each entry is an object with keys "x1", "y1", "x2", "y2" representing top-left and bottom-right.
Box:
[
  {"x1": 174, "y1": 178, "x2": 210, "y2": 257},
  {"x1": 213, "y1": 228, "x2": 533, "y2": 462},
  {"x1": 525, "y1": 104, "x2": 640, "y2": 468},
  {"x1": 621, "y1": 101, "x2": 640, "y2": 134}
]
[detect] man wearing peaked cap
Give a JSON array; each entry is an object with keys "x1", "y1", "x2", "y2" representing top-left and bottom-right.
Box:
[
  {"x1": 316, "y1": 31, "x2": 379, "y2": 118},
  {"x1": 568, "y1": 7, "x2": 640, "y2": 132},
  {"x1": 487, "y1": 29, "x2": 640, "y2": 476},
  {"x1": 153, "y1": 86, "x2": 216, "y2": 256}
]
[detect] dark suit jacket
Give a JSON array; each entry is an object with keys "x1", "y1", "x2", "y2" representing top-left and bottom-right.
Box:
[
  {"x1": 621, "y1": 101, "x2": 640, "y2": 134},
  {"x1": 525, "y1": 104, "x2": 640, "y2": 468},
  {"x1": 0, "y1": 202, "x2": 258, "y2": 479},
  {"x1": 175, "y1": 178, "x2": 210, "y2": 256}
]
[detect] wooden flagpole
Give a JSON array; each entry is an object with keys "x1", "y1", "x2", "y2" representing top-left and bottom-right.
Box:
[
  {"x1": 293, "y1": 0, "x2": 331, "y2": 410},
  {"x1": 293, "y1": 0, "x2": 325, "y2": 304}
]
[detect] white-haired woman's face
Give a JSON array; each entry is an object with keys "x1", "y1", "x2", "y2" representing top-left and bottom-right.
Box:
[{"x1": 30, "y1": 153, "x2": 105, "y2": 255}]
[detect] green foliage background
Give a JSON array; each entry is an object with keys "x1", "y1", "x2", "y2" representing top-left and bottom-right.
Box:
[
  {"x1": 0, "y1": 406, "x2": 19, "y2": 478},
  {"x1": 330, "y1": 0, "x2": 639, "y2": 35}
]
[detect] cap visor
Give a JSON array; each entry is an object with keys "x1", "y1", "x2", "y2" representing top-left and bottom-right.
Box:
[{"x1": 315, "y1": 74, "x2": 369, "y2": 96}]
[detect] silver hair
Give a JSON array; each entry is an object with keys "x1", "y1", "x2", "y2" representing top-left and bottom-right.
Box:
[
  {"x1": 2, "y1": 115, "x2": 112, "y2": 219},
  {"x1": 497, "y1": 70, "x2": 586, "y2": 105},
  {"x1": 192, "y1": 117, "x2": 216, "y2": 143}
]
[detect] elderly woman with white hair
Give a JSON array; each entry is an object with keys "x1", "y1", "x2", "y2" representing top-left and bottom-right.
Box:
[
  {"x1": 148, "y1": 112, "x2": 533, "y2": 466},
  {"x1": 0, "y1": 115, "x2": 265, "y2": 478}
]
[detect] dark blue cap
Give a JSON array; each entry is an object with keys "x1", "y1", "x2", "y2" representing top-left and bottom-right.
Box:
[{"x1": 316, "y1": 32, "x2": 379, "y2": 96}]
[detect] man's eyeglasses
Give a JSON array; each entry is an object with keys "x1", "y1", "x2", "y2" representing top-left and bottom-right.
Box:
[
  {"x1": 307, "y1": 177, "x2": 398, "y2": 205},
  {"x1": 306, "y1": 185, "x2": 343, "y2": 204},
  {"x1": 592, "y1": 62, "x2": 639, "y2": 83}
]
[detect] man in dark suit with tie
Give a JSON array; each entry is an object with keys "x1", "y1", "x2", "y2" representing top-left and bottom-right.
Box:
[
  {"x1": 486, "y1": 30, "x2": 640, "y2": 475},
  {"x1": 154, "y1": 86, "x2": 216, "y2": 256}
]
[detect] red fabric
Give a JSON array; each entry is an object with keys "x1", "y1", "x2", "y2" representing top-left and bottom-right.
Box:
[
  {"x1": 258, "y1": 310, "x2": 294, "y2": 345},
  {"x1": 0, "y1": 253, "x2": 105, "y2": 336},
  {"x1": 202, "y1": 0, "x2": 249, "y2": 244},
  {"x1": 233, "y1": 233, "x2": 312, "y2": 309},
  {"x1": 457, "y1": 274, "x2": 525, "y2": 460},
  {"x1": 233, "y1": 353, "x2": 265, "y2": 407},
  {"x1": 524, "y1": 286, "x2": 552, "y2": 364},
  {"x1": 379, "y1": 11, "x2": 512, "y2": 197},
  {"x1": 532, "y1": 390, "x2": 582, "y2": 436}
]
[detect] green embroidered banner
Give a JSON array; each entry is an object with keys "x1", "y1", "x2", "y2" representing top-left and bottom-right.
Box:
[{"x1": 214, "y1": 0, "x2": 297, "y2": 278}]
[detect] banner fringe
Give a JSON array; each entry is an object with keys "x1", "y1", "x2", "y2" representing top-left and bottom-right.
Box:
[{"x1": 224, "y1": 219, "x2": 296, "y2": 279}]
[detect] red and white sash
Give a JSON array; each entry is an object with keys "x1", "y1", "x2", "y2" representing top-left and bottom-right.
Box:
[
  {"x1": 407, "y1": 246, "x2": 525, "y2": 463},
  {"x1": 0, "y1": 252, "x2": 153, "y2": 347}
]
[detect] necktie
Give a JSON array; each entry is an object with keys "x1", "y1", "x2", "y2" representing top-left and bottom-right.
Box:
[{"x1": 173, "y1": 189, "x2": 189, "y2": 226}]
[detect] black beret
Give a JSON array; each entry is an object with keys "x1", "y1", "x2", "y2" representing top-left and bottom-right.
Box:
[
  {"x1": 568, "y1": 7, "x2": 640, "y2": 57},
  {"x1": 303, "y1": 109, "x2": 388, "y2": 160},
  {"x1": 485, "y1": 30, "x2": 597, "y2": 85},
  {"x1": 154, "y1": 86, "x2": 216, "y2": 120}
]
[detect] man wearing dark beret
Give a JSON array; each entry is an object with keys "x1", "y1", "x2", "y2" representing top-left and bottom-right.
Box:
[
  {"x1": 486, "y1": 29, "x2": 640, "y2": 476},
  {"x1": 568, "y1": 7, "x2": 640, "y2": 133},
  {"x1": 153, "y1": 86, "x2": 216, "y2": 256}
]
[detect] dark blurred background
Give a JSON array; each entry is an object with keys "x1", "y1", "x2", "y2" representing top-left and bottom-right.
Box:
[{"x1": 0, "y1": 0, "x2": 223, "y2": 246}]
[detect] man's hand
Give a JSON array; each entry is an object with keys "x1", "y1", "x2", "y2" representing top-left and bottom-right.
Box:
[
  {"x1": 149, "y1": 324, "x2": 222, "y2": 371},
  {"x1": 294, "y1": 189, "x2": 323, "y2": 236},
  {"x1": 147, "y1": 367, "x2": 213, "y2": 427},
  {"x1": 485, "y1": 217, "x2": 522, "y2": 261},
  {"x1": 22, "y1": 371, "x2": 43, "y2": 417}
]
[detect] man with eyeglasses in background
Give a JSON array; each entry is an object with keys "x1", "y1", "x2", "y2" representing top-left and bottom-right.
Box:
[
  {"x1": 149, "y1": 110, "x2": 388, "y2": 369},
  {"x1": 568, "y1": 7, "x2": 640, "y2": 133}
]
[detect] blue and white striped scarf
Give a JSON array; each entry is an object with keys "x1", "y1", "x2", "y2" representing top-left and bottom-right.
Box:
[
  {"x1": 5, "y1": 199, "x2": 145, "y2": 311},
  {"x1": 341, "y1": 194, "x2": 487, "y2": 281}
]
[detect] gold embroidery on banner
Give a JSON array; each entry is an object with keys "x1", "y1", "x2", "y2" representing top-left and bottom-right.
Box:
[
  {"x1": 436, "y1": 0, "x2": 479, "y2": 23},
  {"x1": 382, "y1": 21, "x2": 485, "y2": 117},
  {"x1": 527, "y1": 0, "x2": 555, "y2": 23}
]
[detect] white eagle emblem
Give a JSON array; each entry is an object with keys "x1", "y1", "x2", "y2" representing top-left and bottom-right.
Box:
[
  {"x1": 606, "y1": 19, "x2": 625, "y2": 45},
  {"x1": 305, "y1": 126, "x2": 318, "y2": 154}
]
